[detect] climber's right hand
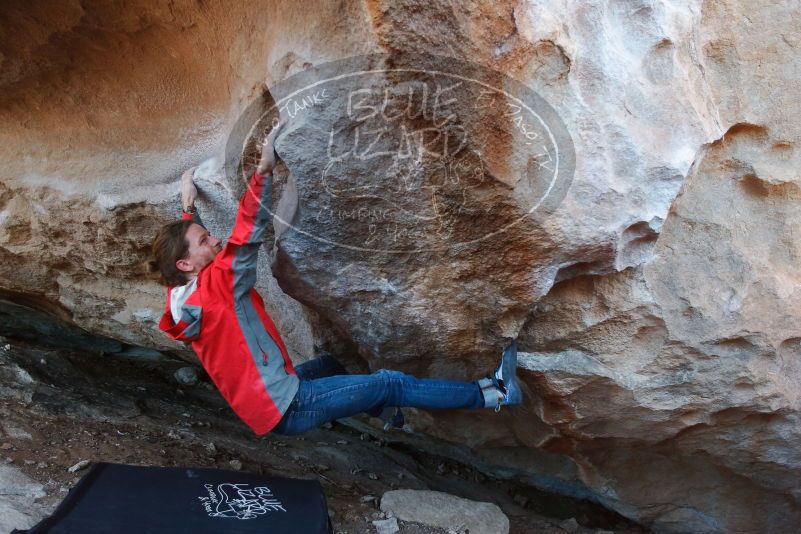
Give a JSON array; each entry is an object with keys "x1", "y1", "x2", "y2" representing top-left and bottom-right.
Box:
[{"x1": 257, "y1": 118, "x2": 286, "y2": 175}]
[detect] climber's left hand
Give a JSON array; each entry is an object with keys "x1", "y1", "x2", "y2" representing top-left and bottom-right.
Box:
[{"x1": 180, "y1": 166, "x2": 198, "y2": 212}]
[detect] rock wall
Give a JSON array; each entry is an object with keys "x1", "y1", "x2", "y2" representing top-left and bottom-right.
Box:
[{"x1": 1, "y1": 0, "x2": 800, "y2": 531}]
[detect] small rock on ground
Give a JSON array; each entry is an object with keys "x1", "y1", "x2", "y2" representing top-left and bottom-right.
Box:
[
  {"x1": 559, "y1": 517, "x2": 579, "y2": 532},
  {"x1": 380, "y1": 489, "x2": 508, "y2": 534},
  {"x1": 372, "y1": 516, "x2": 399, "y2": 534},
  {"x1": 173, "y1": 367, "x2": 199, "y2": 386},
  {"x1": 67, "y1": 459, "x2": 90, "y2": 473}
]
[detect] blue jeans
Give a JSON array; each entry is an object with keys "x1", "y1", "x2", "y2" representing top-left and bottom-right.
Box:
[{"x1": 272, "y1": 354, "x2": 484, "y2": 435}]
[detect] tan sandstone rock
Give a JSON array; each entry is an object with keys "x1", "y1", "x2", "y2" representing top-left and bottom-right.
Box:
[{"x1": 1, "y1": 0, "x2": 800, "y2": 531}]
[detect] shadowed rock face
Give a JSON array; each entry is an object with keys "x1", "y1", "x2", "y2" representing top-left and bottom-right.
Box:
[{"x1": 2, "y1": 0, "x2": 801, "y2": 531}]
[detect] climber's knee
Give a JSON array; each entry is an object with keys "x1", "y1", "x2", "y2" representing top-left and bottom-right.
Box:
[{"x1": 375, "y1": 368, "x2": 405, "y2": 381}]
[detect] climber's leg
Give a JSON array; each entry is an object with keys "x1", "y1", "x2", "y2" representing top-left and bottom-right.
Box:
[
  {"x1": 291, "y1": 352, "x2": 387, "y2": 419},
  {"x1": 293, "y1": 352, "x2": 347, "y2": 380},
  {"x1": 271, "y1": 369, "x2": 485, "y2": 435}
]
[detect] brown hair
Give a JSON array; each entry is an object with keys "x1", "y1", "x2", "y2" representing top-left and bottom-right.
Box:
[{"x1": 147, "y1": 220, "x2": 193, "y2": 287}]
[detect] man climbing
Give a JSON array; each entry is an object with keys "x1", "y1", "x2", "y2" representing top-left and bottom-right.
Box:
[{"x1": 148, "y1": 119, "x2": 522, "y2": 436}]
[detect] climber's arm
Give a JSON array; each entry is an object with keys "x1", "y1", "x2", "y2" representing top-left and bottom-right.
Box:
[
  {"x1": 226, "y1": 119, "x2": 285, "y2": 250},
  {"x1": 179, "y1": 167, "x2": 204, "y2": 227},
  {"x1": 214, "y1": 120, "x2": 285, "y2": 299},
  {"x1": 256, "y1": 118, "x2": 285, "y2": 176}
]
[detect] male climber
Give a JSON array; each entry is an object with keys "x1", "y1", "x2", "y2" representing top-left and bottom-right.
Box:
[{"x1": 148, "y1": 119, "x2": 522, "y2": 436}]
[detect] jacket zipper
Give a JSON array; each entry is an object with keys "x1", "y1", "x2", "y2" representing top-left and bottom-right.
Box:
[{"x1": 238, "y1": 301, "x2": 271, "y2": 368}]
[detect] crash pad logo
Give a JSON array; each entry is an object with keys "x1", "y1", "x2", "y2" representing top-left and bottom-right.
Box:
[
  {"x1": 198, "y1": 482, "x2": 286, "y2": 519},
  {"x1": 227, "y1": 53, "x2": 575, "y2": 253}
]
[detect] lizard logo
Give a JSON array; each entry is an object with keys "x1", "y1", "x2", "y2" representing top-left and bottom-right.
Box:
[{"x1": 198, "y1": 482, "x2": 287, "y2": 519}]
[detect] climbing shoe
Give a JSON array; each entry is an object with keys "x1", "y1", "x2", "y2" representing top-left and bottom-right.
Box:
[
  {"x1": 477, "y1": 339, "x2": 522, "y2": 411},
  {"x1": 377, "y1": 406, "x2": 405, "y2": 431}
]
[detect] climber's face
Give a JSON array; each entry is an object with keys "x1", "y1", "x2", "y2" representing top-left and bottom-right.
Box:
[{"x1": 176, "y1": 223, "x2": 222, "y2": 277}]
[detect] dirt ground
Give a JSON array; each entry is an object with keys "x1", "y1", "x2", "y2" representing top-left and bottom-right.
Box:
[{"x1": 0, "y1": 340, "x2": 645, "y2": 533}]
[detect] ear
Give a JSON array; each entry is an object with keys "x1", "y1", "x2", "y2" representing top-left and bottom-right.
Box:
[{"x1": 175, "y1": 258, "x2": 193, "y2": 273}]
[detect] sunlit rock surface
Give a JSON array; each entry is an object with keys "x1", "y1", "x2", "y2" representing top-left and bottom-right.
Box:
[{"x1": 1, "y1": 0, "x2": 800, "y2": 531}]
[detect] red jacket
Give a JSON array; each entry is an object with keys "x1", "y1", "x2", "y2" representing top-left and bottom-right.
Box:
[{"x1": 158, "y1": 170, "x2": 298, "y2": 434}]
